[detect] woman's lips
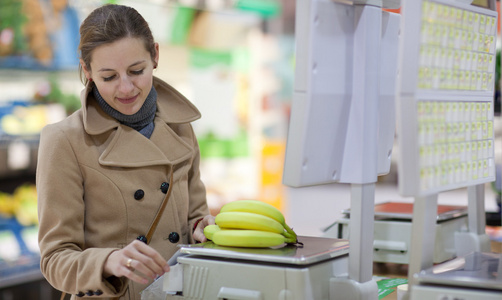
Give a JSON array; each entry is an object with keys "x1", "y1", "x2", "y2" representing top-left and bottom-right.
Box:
[{"x1": 117, "y1": 94, "x2": 138, "y2": 104}]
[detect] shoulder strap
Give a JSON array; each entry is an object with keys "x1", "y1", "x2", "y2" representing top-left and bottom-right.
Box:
[{"x1": 144, "y1": 168, "x2": 174, "y2": 244}]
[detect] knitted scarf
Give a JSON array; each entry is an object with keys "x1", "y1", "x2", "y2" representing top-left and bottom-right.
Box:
[{"x1": 93, "y1": 85, "x2": 157, "y2": 138}]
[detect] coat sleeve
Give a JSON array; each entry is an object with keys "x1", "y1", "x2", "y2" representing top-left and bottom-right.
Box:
[
  {"x1": 186, "y1": 126, "x2": 210, "y2": 243},
  {"x1": 37, "y1": 124, "x2": 128, "y2": 297}
]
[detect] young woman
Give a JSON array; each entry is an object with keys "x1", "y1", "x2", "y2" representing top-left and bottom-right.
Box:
[{"x1": 37, "y1": 4, "x2": 214, "y2": 299}]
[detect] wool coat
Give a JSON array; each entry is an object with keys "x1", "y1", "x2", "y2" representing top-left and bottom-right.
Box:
[{"x1": 36, "y1": 76, "x2": 209, "y2": 300}]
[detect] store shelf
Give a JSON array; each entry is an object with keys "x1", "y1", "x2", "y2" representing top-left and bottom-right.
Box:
[
  {"x1": 0, "y1": 256, "x2": 42, "y2": 289},
  {"x1": 0, "y1": 214, "x2": 58, "y2": 299},
  {"x1": 0, "y1": 271, "x2": 59, "y2": 300}
]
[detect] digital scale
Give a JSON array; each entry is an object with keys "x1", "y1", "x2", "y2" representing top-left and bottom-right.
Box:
[
  {"x1": 394, "y1": 0, "x2": 499, "y2": 299},
  {"x1": 163, "y1": 236, "x2": 350, "y2": 300},
  {"x1": 326, "y1": 202, "x2": 469, "y2": 264}
]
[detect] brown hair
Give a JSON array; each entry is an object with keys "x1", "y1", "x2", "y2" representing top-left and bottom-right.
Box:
[{"x1": 78, "y1": 4, "x2": 156, "y2": 85}]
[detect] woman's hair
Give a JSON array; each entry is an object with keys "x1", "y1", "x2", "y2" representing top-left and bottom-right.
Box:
[{"x1": 78, "y1": 4, "x2": 156, "y2": 85}]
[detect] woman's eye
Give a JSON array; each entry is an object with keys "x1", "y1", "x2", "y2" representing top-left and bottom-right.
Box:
[
  {"x1": 130, "y1": 69, "x2": 144, "y2": 76},
  {"x1": 103, "y1": 75, "x2": 116, "y2": 82}
]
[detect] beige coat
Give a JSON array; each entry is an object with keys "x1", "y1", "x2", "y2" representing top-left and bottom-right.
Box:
[{"x1": 37, "y1": 77, "x2": 209, "y2": 300}]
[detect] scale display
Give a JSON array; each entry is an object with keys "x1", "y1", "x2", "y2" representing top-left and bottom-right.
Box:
[{"x1": 396, "y1": 0, "x2": 497, "y2": 197}]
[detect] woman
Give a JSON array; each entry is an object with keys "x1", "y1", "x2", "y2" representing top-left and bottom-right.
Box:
[{"x1": 37, "y1": 4, "x2": 214, "y2": 299}]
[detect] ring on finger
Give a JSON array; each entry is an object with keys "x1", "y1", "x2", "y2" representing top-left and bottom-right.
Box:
[{"x1": 126, "y1": 258, "x2": 133, "y2": 269}]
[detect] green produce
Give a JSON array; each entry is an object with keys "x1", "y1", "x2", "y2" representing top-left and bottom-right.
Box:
[{"x1": 205, "y1": 199, "x2": 301, "y2": 248}]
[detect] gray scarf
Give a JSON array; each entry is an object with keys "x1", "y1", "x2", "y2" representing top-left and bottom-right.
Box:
[{"x1": 93, "y1": 85, "x2": 157, "y2": 138}]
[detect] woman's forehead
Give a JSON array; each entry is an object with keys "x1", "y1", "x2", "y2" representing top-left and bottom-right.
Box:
[{"x1": 90, "y1": 37, "x2": 151, "y2": 70}]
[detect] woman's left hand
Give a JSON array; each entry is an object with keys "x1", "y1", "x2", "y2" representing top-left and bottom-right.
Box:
[{"x1": 193, "y1": 215, "x2": 215, "y2": 242}]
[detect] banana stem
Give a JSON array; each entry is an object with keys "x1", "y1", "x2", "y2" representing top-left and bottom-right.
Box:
[
  {"x1": 282, "y1": 227, "x2": 303, "y2": 247},
  {"x1": 282, "y1": 231, "x2": 293, "y2": 238},
  {"x1": 284, "y1": 235, "x2": 297, "y2": 244},
  {"x1": 283, "y1": 223, "x2": 297, "y2": 238}
]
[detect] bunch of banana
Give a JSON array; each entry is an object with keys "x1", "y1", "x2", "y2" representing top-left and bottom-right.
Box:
[{"x1": 204, "y1": 200, "x2": 301, "y2": 248}]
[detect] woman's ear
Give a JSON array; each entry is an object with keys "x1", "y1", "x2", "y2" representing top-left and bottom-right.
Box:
[
  {"x1": 153, "y1": 43, "x2": 159, "y2": 68},
  {"x1": 80, "y1": 59, "x2": 92, "y2": 81}
]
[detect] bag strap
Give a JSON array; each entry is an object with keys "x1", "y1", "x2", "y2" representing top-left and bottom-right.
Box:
[{"x1": 143, "y1": 169, "x2": 174, "y2": 244}]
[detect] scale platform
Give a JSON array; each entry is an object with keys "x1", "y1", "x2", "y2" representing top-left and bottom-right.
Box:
[
  {"x1": 166, "y1": 236, "x2": 350, "y2": 300},
  {"x1": 341, "y1": 201, "x2": 467, "y2": 221},
  {"x1": 179, "y1": 235, "x2": 349, "y2": 265},
  {"x1": 327, "y1": 202, "x2": 468, "y2": 264},
  {"x1": 411, "y1": 252, "x2": 502, "y2": 300}
]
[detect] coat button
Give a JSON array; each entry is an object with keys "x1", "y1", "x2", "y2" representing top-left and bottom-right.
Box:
[
  {"x1": 94, "y1": 290, "x2": 103, "y2": 296},
  {"x1": 160, "y1": 182, "x2": 169, "y2": 194},
  {"x1": 168, "y1": 232, "x2": 180, "y2": 243},
  {"x1": 134, "y1": 189, "x2": 144, "y2": 200},
  {"x1": 86, "y1": 290, "x2": 94, "y2": 296},
  {"x1": 137, "y1": 235, "x2": 148, "y2": 244},
  {"x1": 76, "y1": 292, "x2": 85, "y2": 297}
]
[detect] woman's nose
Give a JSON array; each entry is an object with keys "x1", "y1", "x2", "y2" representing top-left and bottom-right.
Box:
[{"x1": 118, "y1": 77, "x2": 134, "y2": 94}]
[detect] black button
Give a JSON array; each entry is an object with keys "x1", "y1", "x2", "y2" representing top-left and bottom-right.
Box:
[
  {"x1": 86, "y1": 290, "x2": 94, "y2": 296},
  {"x1": 160, "y1": 182, "x2": 169, "y2": 194},
  {"x1": 134, "y1": 189, "x2": 144, "y2": 200},
  {"x1": 94, "y1": 290, "x2": 103, "y2": 296},
  {"x1": 168, "y1": 232, "x2": 180, "y2": 243},
  {"x1": 137, "y1": 235, "x2": 148, "y2": 244},
  {"x1": 76, "y1": 292, "x2": 85, "y2": 297}
]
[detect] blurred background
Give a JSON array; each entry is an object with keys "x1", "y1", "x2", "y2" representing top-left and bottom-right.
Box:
[{"x1": 0, "y1": 0, "x2": 500, "y2": 299}]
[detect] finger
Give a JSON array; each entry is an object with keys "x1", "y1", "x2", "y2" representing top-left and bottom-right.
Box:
[
  {"x1": 193, "y1": 230, "x2": 207, "y2": 243},
  {"x1": 141, "y1": 248, "x2": 170, "y2": 274},
  {"x1": 131, "y1": 253, "x2": 166, "y2": 279},
  {"x1": 121, "y1": 242, "x2": 168, "y2": 279},
  {"x1": 124, "y1": 253, "x2": 166, "y2": 282},
  {"x1": 131, "y1": 242, "x2": 169, "y2": 276},
  {"x1": 202, "y1": 215, "x2": 216, "y2": 226},
  {"x1": 122, "y1": 259, "x2": 149, "y2": 284},
  {"x1": 129, "y1": 240, "x2": 168, "y2": 267}
]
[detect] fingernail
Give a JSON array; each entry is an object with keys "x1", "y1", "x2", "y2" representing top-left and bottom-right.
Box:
[{"x1": 164, "y1": 265, "x2": 170, "y2": 272}]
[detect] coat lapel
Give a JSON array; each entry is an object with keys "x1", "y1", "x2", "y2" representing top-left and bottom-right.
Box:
[
  {"x1": 81, "y1": 77, "x2": 201, "y2": 168},
  {"x1": 99, "y1": 125, "x2": 169, "y2": 167},
  {"x1": 98, "y1": 121, "x2": 193, "y2": 167}
]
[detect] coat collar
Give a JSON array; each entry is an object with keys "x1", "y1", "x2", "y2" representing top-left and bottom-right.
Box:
[
  {"x1": 80, "y1": 77, "x2": 201, "y2": 167},
  {"x1": 82, "y1": 76, "x2": 201, "y2": 135}
]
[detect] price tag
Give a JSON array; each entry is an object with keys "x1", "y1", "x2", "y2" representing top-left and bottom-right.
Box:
[
  {"x1": 22, "y1": 226, "x2": 40, "y2": 254},
  {"x1": 7, "y1": 139, "x2": 30, "y2": 170},
  {"x1": 0, "y1": 230, "x2": 21, "y2": 261}
]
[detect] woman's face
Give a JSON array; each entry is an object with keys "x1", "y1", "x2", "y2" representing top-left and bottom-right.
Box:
[{"x1": 81, "y1": 37, "x2": 159, "y2": 115}]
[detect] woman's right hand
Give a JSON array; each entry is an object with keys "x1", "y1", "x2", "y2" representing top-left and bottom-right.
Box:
[{"x1": 103, "y1": 240, "x2": 170, "y2": 284}]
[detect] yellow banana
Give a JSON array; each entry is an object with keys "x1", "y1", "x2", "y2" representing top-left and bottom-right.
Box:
[
  {"x1": 203, "y1": 224, "x2": 221, "y2": 240},
  {"x1": 219, "y1": 200, "x2": 297, "y2": 239},
  {"x1": 215, "y1": 211, "x2": 284, "y2": 234},
  {"x1": 220, "y1": 199, "x2": 285, "y2": 224},
  {"x1": 211, "y1": 229, "x2": 295, "y2": 248}
]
